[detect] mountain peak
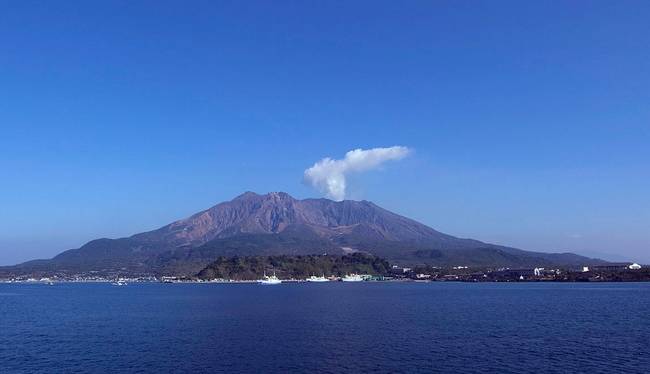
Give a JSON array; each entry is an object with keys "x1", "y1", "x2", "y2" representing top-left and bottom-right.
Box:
[
  {"x1": 233, "y1": 191, "x2": 296, "y2": 202},
  {"x1": 265, "y1": 191, "x2": 294, "y2": 200},
  {"x1": 233, "y1": 191, "x2": 260, "y2": 200}
]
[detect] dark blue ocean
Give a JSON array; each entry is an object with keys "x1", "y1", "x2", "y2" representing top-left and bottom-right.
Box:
[{"x1": 1, "y1": 282, "x2": 648, "y2": 373}]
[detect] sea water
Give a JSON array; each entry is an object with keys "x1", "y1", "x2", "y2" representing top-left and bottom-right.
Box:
[{"x1": 1, "y1": 282, "x2": 648, "y2": 373}]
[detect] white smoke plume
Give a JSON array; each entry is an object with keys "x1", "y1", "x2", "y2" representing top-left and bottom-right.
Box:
[{"x1": 303, "y1": 146, "x2": 411, "y2": 201}]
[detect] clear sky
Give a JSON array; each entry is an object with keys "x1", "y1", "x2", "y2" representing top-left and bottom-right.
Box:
[{"x1": 1, "y1": 1, "x2": 648, "y2": 265}]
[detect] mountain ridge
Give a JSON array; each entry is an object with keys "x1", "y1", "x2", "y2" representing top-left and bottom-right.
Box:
[{"x1": 3, "y1": 191, "x2": 604, "y2": 275}]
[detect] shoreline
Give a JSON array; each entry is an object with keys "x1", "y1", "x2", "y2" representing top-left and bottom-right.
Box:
[{"x1": 3, "y1": 278, "x2": 650, "y2": 284}]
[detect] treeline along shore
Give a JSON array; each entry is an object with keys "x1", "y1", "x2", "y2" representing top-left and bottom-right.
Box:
[
  {"x1": 197, "y1": 253, "x2": 391, "y2": 280},
  {"x1": 1, "y1": 253, "x2": 648, "y2": 283},
  {"x1": 197, "y1": 254, "x2": 649, "y2": 282}
]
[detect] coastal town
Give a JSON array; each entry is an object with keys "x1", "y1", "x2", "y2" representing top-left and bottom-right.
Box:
[{"x1": 2, "y1": 262, "x2": 647, "y2": 284}]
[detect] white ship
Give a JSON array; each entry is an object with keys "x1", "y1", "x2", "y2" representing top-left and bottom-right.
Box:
[
  {"x1": 111, "y1": 280, "x2": 128, "y2": 286},
  {"x1": 341, "y1": 274, "x2": 364, "y2": 282},
  {"x1": 258, "y1": 272, "x2": 282, "y2": 285},
  {"x1": 306, "y1": 275, "x2": 329, "y2": 282}
]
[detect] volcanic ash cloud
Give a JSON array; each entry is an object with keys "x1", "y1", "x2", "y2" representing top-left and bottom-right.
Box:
[{"x1": 303, "y1": 146, "x2": 411, "y2": 201}]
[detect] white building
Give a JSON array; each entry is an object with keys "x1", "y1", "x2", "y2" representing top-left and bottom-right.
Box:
[{"x1": 628, "y1": 263, "x2": 642, "y2": 270}]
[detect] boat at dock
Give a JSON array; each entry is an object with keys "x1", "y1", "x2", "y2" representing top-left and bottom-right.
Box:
[
  {"x1": 306, "y1": 275, "x2": 329, "y2": 282},
  {"x1": 258, "y1": 272, "x2": 282, "y2": 285},
  {"x1": 341, "y1": 274, "x2": 364, "y2": 282}
]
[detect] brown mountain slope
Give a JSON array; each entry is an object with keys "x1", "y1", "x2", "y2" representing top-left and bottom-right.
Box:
[{"x1": 5, "y1": 192, "x2": 604, "y2": 275}]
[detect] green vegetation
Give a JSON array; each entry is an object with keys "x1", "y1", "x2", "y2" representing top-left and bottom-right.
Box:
[{"x1": 196, "y1": 253, "x2": 391, "y2": 280}]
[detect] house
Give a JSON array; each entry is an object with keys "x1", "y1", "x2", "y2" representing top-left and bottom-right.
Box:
[
  {"x1": 391, "y1": 265, "x2": 412, "y2": 274},
  {"x1": 534, "y1": 268, "x2": 558, "y2": 277}
]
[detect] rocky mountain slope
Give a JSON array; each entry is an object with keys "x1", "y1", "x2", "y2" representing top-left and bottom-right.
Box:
[{"x1": 5, "y1": 192, "x2": 603, "y2": 275}]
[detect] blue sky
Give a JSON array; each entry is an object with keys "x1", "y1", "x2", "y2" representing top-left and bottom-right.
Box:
[{"x1": 1, "y1": 1, "x2": 648, "y2": 265}]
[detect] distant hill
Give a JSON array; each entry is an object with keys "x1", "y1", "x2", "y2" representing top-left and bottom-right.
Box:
[
  {"x1": 2, "y1": 192, "x2": 604, "y2": 276},
  {"x1": 197, "y1": 253, "x2": 391, "y2": 281}
]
